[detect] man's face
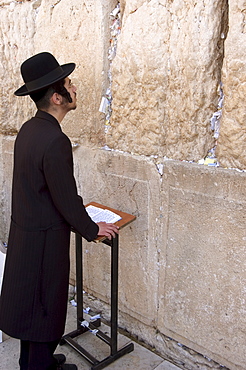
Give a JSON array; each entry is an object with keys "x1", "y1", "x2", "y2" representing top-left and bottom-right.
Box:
[{"x1": 63, "y1": 77, "x2": 77, "y2": 110}]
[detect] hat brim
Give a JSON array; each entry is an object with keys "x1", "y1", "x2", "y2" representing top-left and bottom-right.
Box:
[{"x1": 14, "y1": 63, "x2": 76, "y2": 96}]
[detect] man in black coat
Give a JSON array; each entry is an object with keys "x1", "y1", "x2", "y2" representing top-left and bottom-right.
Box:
[{"x1": 0, "y1": 52, "x2": 118, "y2": 370}]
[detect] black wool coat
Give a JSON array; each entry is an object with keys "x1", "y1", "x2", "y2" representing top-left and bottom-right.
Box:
[{"x1": 0, "y1": 110, "x2": 98, "y2": 342}]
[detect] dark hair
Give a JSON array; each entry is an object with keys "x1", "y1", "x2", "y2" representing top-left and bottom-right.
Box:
[{"x1": 30, "y1": 79, "x2": 72, "y2": 109}]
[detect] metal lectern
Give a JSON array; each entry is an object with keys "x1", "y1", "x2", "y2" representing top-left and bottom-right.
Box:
[{"x1": 61, "y1": 202, "x2": 136, "y2": 370}]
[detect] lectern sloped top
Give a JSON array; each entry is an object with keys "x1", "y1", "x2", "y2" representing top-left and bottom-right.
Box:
[{"x1": 86, "y1": 201, "x2": 136, "y2": 243}]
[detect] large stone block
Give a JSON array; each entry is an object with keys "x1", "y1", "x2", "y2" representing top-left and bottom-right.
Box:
[
  {"x1": 106, "y1": 0, "x2": 228, "y2": 161},
  {"x1": 33, "y1": 0, "x2": 118, "y2": 146},
  {"x1": 72, "y1": 146, "x2": 161, "y2": 326},
  {"x1": 0, "y1": 0, "x2": 117, "y2": 146},
  {"x1": 217, "y1": 0, "x2": 246, "y2": 170},
  {"x1": 158, "y1": 161, "x2": 246, "y2": 370}
]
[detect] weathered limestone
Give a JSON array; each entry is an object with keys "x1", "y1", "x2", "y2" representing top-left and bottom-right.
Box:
[
  {"x1": 158, "y1": 161, "x2": 246, "y2": 370},
  {"x1": 33, "y1": 0, "x2": 116, "y2": 146},
  {"x1": 217, "y1": 0, "x2": 246, "y2": 170},
  {"x1": 0, "y1": 0, "x2": 117, "y2": 144},
  {"x1": 107, "y1": 0, "x2": 228, "y2": 161}
]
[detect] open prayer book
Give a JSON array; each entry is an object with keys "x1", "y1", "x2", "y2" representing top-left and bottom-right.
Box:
[{"x1": 86, "y1": 204, "x2": 122, "y2": 224}]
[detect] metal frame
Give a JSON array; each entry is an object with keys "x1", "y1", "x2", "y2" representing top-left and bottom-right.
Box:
[{"x1": 60, "y1": 233, "x2": 134, "y2": 369}]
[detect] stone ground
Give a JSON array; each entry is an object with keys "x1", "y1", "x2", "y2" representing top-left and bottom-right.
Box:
[{"x1": 0, "y1": 303, "x2": 181, "y2": 370}]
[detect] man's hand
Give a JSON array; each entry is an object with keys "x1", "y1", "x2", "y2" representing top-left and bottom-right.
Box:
[{"x1": 97, "y1": 222, "x2": 119, "y2": 240}]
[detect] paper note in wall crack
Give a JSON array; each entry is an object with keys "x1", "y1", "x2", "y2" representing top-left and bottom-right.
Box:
[
  {"x1": 99, "y1": 97, "x2": 109, "y2": 113},
  {"x1": 86, "y1": 205, "x2": 122, "y2": 223}
]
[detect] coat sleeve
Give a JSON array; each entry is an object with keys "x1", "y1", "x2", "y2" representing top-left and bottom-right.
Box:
[{"x1": 43, "y1": 133, "x2": 99, "y2": 241}]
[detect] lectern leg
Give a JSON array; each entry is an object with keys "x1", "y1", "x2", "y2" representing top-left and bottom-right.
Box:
[
  {"x1": 111, "y1": 234, "x2": 119, "y2": 355},
  {"x1": 75, "y1": 233, "x2": 83, "y2": 328}
]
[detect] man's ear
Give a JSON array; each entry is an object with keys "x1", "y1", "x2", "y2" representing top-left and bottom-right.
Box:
[{"x1": 51, "y1": 92, "x2": 62, "y2": 105}]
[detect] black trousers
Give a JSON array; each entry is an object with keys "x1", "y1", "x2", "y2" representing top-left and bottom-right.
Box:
[{"x1": 19, "y1": 339, "x2": 60, "y2": 370}]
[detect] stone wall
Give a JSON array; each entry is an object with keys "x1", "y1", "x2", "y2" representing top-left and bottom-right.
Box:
[
  {"x1": 78, "y1": 149, "x2": 246, "y2": 370},
  {"x1": 0, "y1": 0, "x2": 246, "y2": 369}
]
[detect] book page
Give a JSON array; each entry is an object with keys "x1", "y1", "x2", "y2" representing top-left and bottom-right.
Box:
[{"x1": 86, "y1": 205, "x2": 122, "y2": 224}]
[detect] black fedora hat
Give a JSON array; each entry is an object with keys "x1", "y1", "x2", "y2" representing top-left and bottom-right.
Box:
[{"x1": 14, "y1": 52, "x2": 75, "y2": 96}]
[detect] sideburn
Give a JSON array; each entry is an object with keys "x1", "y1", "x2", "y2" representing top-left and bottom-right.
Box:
[{"x1": 64, "y1": 89, "x2": 72, "y2": 103}]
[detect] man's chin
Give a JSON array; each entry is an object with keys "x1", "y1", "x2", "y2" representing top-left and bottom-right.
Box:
[{"x1": 69, "y1": 100, "x2": 77, "y2": 111}]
